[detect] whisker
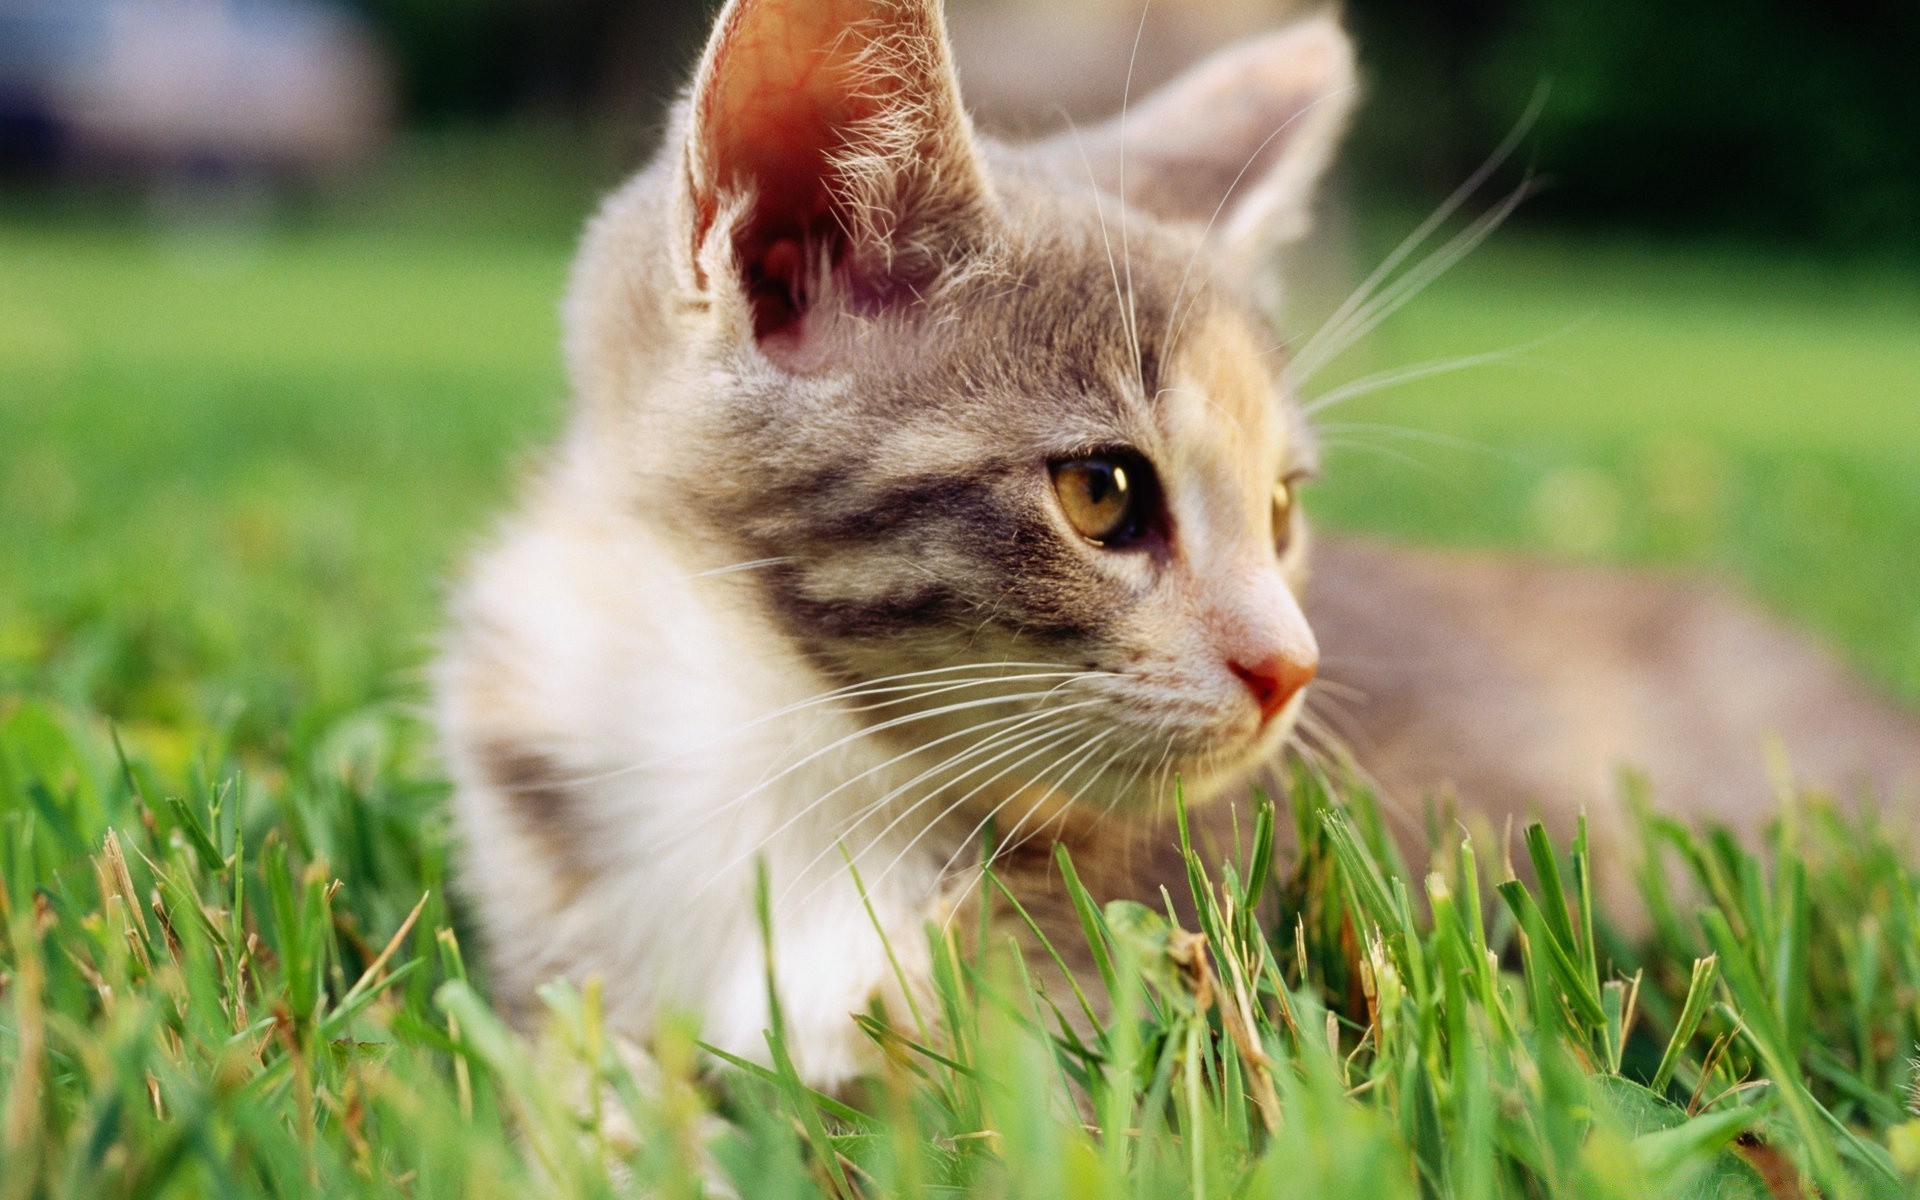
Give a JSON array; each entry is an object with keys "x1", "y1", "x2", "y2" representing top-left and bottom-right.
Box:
[
  {"x1": 993, "y1": 728, "x2": 1150, "y2": 867},
  {"x1": 1302, "y1": 322, "x2": 1582, "y2": 417},
  {"x1": 936, "y1": 727, "x2": 1134, "y2": 927},
  {"x1": 1162, "y1": 85, "x2": 1362, "y2": 355},
  {"x1": 1302, "y1": 687, "x2": 1371, "y2": 754},
  {"x1": 929, "y1": 727, "x2": 1117, "y2": 920},
  {"x1": 707, "y1": 676, "x2": 1098, "y2": 811},
  {"x1": 1285, "y1": 87, "x2": 1546, "y2": 387},
  {"x1": 1107, "y1": 724, "x2": 1167, "y2": 812},
  {"x1": 1288, "y1": 735, "x2": 1344, "y2": 801},
  {"x1": 861, "y1": 722, "x2": 1119, "y2": 914},
  {"x1": 554, "y1": 662, "x2": 1097, "y2": 789},
  {"x1": 739, "y1": 669, "x2": 1099, "y2": 795},
  {"x1": 1119, "y1": 0, "x2": 1153, "y2": 395},
  {"x1": 1307, "y1": 676, "x2": 1368, "y2": 704},
  {"x1": 785, "y1": 716, "x2": 1102, "y2": 912},
  {"x1": 1311, "y1": 422, "x2": 1528, "y2": 471},
  {"x1": 1286, "y1": 176, "x2": 1536, "y2": 392},
  {"x1": 665, "y1": 686, "x2": 1109, "y2": 862},
  {"x1": 1063, "y1": 117, "x2": 1137, "y2": 400},
  {"x1": 685, "y1": 705, "x2": 1107, "y2": 908},
  {"x1": 1292, "y1": 715, "x2": 1420, "y2": 839},
  {"x1": 1144, "y1": 737, "x2": 1178, "y2": 813},
  {"x1": 933, "y1": 723, "x2": 1137, "y2": 886},
  {"x1": 588, "y1": 556, "x2": 793, "y2": 601},
  {"x1": 1311, "y1": 437, "x2": 1449, "y2": 478},
  {"x1": 960, "y1": 731, "x2": 1110, "y2": 882},
  {"x1": 775, "y1": 712, "x2": 1098, "y2": 906},
  {"x1": 1293, "y1": 714, "x2": 1353, "y2": 771},
  {"x1": 1156, "y1": 382, "x2": 1255, "y2": 445}
]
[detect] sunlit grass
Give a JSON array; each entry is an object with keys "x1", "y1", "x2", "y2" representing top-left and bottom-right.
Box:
[{"x1": 6, "y1": 706, "x2": 1920, "y2": 1197}]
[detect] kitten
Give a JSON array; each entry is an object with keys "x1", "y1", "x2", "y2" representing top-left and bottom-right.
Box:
[{"x1": 436, "y1": 0, "x2": 1920, "y2": 1091}]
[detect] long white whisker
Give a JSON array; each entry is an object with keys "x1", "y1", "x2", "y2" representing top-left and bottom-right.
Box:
[
  {"x1": 774, "y1": 712, "x2": 1097, "y2": 906},
  {"x1": 1146, "y1": 737, "x2": 1178, "y2": 816},
  {"x1": 1316, "y1": 422, "x2": 1509, "y2": 453},
  {"x1": 1302, "y1": 323, "x2": 1578, "y2": 417},
  {"x1": 1109, "y1": 728, "x2": 1163, "y2": 809},
  {"x1": 588, "y1": 557, "x2": 794, "y2": 601},
  {"x1": 935, "y1": 727, "x2": 1121, "y2": 930},
  {"x1": 683, "y1": 703, "x2": 1109, "y2": 907},
  {"x1": 1119, "y1": 0, "x2": 1152, "y2": 393},
  {"x1": 941, "y1": 726, "x2": 1117, "y2": 887},
  {"x1": 1286, "y1": 88, "x2": 1546, "y2": 385},
  {"x1": 821, "y1": 711, "x2": 1095, "y2": 860},
  {"x1": 1293, "y1": 715, "x2": 1419, "y2": 838},
  {"x1": 1162, "y1": 85, "x2": 1362, "y2": 355},
  {"x1": 666, "y1": 685, "x2": 1108, "y2": 862},
  {"x1": 783, "y1": 716, "x2": 1101, "y2": 913},
  {"x1": 935, "y1": 727, "x2": 1130, "y2": 929},
  {"x1": 1311, "y1": 422, "x2": 1534, "y2": 474},
  {"x1": 1305, "y1": 694, "x2": 1369, "y2": 758},
  {"x1": 1311, "y1": 437, "x2": 1450, "y2": 478},
  {"x1": 1286, "y1": 177, "x2": 1535, "y2": 391},
  {"x1": 977, "y1": 726, "x2": 1123, "y2": 875},
  {"x1": 708, "y1": 679, "x2": 1096, "y2": 816},
  {"x1": 1064, "y1": 118, "x2": 1136, "y2": 395},
  {"x1": 991, "y1": 728, "x2": 1151, "y2": 869},
  {"x1": 1306, "y1": 676, "x2": 1368, "y2": 705},
  {"x1": 557, "y1": 662, "x2": 1094, "y2": 789},
  {"x1": 738, "y1": 670, "x2": 1099, "y2": 795}
]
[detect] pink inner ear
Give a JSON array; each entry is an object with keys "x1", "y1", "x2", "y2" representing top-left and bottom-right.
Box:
[{"x1": 697, "y1": 0, "x2": 892, "y2": 340}]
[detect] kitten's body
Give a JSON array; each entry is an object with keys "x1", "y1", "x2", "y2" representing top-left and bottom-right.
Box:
[{"x1": 438, "y1": 0, "x2": 1920, "y2": 1093}]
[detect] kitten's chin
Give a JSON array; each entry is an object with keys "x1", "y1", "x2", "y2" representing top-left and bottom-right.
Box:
[
  {"x1": 1173, "y1": 694, "x2": 1311, "y2": 810},
  {"x1": 980, "y1": 693, "x2": 1310, "y2": 834},
  {"x1": 1085, "y1": 708, "x2": 1306, "y2": 822}
]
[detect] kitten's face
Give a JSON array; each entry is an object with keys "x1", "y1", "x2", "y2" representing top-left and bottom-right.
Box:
[
  {"x1": 596, "y1": 0, "x2": 1354, "y2": 817},
  {"x1": 698, "y1": 202, "x2": 1320, "y2": 808}
]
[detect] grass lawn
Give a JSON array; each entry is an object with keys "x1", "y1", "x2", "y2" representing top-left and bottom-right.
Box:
[{"x1": 3, "y1": 170, "x2": 1920, "y2": 1197}]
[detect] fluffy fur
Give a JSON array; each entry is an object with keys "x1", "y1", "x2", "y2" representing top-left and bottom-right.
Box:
[{"x1": 437, "y1": 0, "x2": 1920, "y2": 1092}]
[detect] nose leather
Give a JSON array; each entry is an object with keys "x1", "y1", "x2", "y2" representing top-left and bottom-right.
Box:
[{"x1": 1231, "y1": 650, "x2": 1318, "y2": 723}]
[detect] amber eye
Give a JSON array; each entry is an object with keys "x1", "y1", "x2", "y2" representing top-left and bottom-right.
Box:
[
  {"x1": 1050, "y1": 453, "x2": 1159, "y2": 547},
  {"x1": 1272, "y1": 478, "x2": 1298, "y2": 551}
]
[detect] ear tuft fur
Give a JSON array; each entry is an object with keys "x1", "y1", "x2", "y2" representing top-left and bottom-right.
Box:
[{"x1": 681, "y1": 0, "x2": 993, "y2": 355}]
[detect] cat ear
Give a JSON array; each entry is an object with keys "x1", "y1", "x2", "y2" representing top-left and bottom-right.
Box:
[
  {"x1": 679, "y1": 0, "x2": 994, "y2": 358},
  {"x1": 1054, "y1": 15, "x2": 1357, "y2": 256}
]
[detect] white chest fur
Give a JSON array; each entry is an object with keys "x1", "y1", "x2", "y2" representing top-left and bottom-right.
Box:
[{"x1": 437, "y1": 486, "x2": 946, "y2": 1090}]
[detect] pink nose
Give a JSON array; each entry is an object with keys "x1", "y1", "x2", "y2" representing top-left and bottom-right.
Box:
[{"x1": 1231, "y1": 651, "x2": 1318, "y2": 724}]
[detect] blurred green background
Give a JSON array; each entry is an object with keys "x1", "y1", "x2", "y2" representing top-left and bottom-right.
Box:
[
  {"x1": 2, "y1": 0, "x2": 1917, "y2": 770},
  {"x1": 341, "y1": 0, "x2": 1920, "y2": 250}
]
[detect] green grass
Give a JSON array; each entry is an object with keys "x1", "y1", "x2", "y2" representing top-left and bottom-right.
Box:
[{"x1": 4, "y1": 170, "x2": 1920, "y2": 1197}]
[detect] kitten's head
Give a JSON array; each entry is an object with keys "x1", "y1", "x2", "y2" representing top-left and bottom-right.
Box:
[{"x1": 572, "y1": 0, "x2": 1356, "y2": 814}]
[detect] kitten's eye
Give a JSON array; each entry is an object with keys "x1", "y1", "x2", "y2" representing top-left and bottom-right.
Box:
[
  {"x1": 1050, "y1": 453, "x2": 1159, "y2": 548},
  {"x1": 1273, "y1": 478, "x2": 1299, "y2": 552}
]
